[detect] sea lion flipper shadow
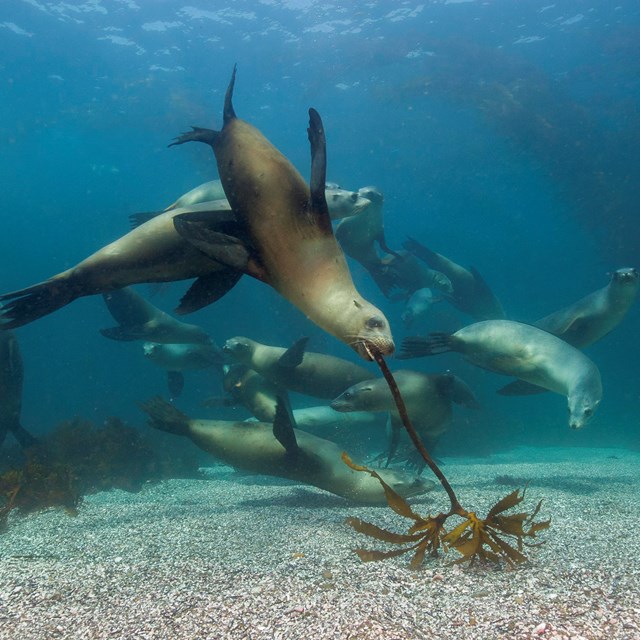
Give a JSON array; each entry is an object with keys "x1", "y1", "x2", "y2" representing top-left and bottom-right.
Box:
[{"x1": 272, "y1": 395, "x2": 299, "y2": 455}]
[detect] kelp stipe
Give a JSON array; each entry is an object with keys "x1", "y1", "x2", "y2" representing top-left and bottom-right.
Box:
[{"x1": 344, "y1": 346, "x2": 550, "y2": 567}]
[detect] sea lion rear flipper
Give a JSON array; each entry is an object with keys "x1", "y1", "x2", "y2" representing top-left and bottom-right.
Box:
[
  {"x1": 277, "y1": 337, "x2": 310, "y2": 369},
  {"x1": 176, "y1": 269, "x2": 244, "y2": 315},
  {"x1": 129, "y1": 211, "x2": 161, "y2": 229},
  {"x1": 306, "y1": 108, "x2": 332, "y2": 235},
  {"x1": 397, "y1": 333, "x2": 456, "y2": 359},
  {"x1": 497, "y1": 379, "x2": 549, "y2": 396},
  {"x1": 272, "y1": 395, "x2": 299, "y2": 455},
  {"x1": 169, "y1": 126, "x2": 220, "y2": 149},
  {"x1": 167, "y1": 371, "x2": 185, "y2": 399},
  {"x1": 139, "y1": 396, "x2": 191, "y2": 436}
]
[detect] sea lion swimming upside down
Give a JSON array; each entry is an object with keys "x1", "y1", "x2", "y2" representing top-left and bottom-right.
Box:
[{"x1": 170, "y1": 66, "x2": 394, "y2": 361}]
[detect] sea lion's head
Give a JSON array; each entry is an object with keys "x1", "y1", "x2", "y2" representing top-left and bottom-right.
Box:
[
  {"x1": 357, "y1": 185, "x2": 384, "y2": 205},
  {"x1": 331, "y1": 379, "x2": 389, "y2": 412},
  {"x1": 611, "y1": 267, "x2": 639, "y2": 294},
  {"x1": 222, "y1": 336, "x2": 255, "y2": 364},
  {"x1": 346, "y1": 299, "x2": 395, "y2": 361},
  {"x1": 325, "y1": 185, "x2": 371, "y2": 220},
  {"x1": 374, "y1": 469, "x2": 435, "y2": 498},
  {"x1": 568, "y1": 378, "x2": 602, "y2": 430}
]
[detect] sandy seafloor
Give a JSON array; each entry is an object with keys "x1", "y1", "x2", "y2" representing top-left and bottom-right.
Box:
[{"x1": 1, "y1": 446, "x2": 639, "y2": 640}]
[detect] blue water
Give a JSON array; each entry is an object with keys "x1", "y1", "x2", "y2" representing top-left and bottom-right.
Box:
[{"x1": 1, "y1": 0, "x2": 639, "y2": 454}]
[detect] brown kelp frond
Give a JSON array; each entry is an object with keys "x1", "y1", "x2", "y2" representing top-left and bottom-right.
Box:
[
  {"x1": 344, "y1": 347, "x2": 550, "y2": 569},
  {"x1": 343, "y1": 454, "x2": 448, "y2": 565},
  {"x1": 342, "y1": 452, "x2": 423, "y2": 520},
  {"x1": 442, "y1": 490, "x2": 550, "y2": 566}
]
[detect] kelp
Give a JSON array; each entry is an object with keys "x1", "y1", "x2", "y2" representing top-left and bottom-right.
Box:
[
  {"x1": 344, "y1": 347, "x2": 550, "y2": 567},
  {"x1": 1, "y1": 414, "x2": 203, "y2": 532}
]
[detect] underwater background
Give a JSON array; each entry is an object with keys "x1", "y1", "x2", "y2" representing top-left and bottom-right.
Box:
[{"x1": 1, "y1": 0, "x2": 639, "y2": 457}]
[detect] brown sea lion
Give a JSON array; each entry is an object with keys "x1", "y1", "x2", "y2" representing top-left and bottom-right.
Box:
[
  {"x1": 0, "y1": 328, "x2": 37, "y2": 449},
  {"x1": 331, "y1": 369, "x2": 478, "y2": 466},
  {"x1": 0, "y1": 201, "x2": 242, "y2": 328},
  {"x1": 222, "y1": 336, "x2": 374, "y2": 399},
  {"x1": 400, "y1": 319, "x2": 602, "y2": 430},
  {"x1": 403, "y1": 237, "x2": 505, "y2": 320},
  {"x1": 170, "y1": 67, "x2": 394, "y2": 360},
  {"x1": 141, "y1": 396, "x2": 434, "y2": 504}
]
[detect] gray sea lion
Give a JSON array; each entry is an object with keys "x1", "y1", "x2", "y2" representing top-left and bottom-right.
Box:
[
  {"x1": 130, "y1": 182, "x2": 370, "y2": 228},
  {"x1": 223, "y1": 336, "x2": 374, "y2": 399},
  {"x1": 143, "y1": 341, "x2": 225, "y2": 399},
  {"x1": 220, "y1": 364, "x2": 284, "y2": 422},
  {"x1": 141, "y1": 396, "x2": 434, "y2": 504},
  {"x1": 400, "y1": 319, "x2": 603, "y2": 429},
  {"x1": 170, "y1": 68, "x2": 394, "y2": 360},
  {"x1": 101, "y1": 287, "x2": 212, "y2": 344},
  {"x1": 499, "y1": 268, "x2": 639, "y2": 395},
  {"x1": 403, "y1": 237, "x2": 505, "y2": 320},
  {"x1": 0, "y1": 201, "x2": 242, "y2": 329},
  {"x1": 334, "y1": 186, "x2": 397, "y2": 268},
  {"x1": 331, "y1": 369, "x2": 478, "y2": 465},
  {"x1": 0, "y1": 329, "x2": 37, "y2": 449},
  {"x1": 401, "y1": 288, "x2": 442, "y2": 329}
]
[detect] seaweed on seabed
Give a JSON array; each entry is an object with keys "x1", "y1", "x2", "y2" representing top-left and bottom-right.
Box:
[
  {"x1": 0, "y1": 450, "x2": 82, "y2": 532},
  {"x1": 344, "y1": 347, "x2": 550, "y2": 567}
]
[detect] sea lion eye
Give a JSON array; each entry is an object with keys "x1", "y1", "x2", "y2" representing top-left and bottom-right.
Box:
[
  {"x1": 353, "y1": 300, "x2": 363, "y2": 309},
  {"x1": 366, "y1": 316, "x2": 385, "y2": 329},
  {"x1": 350, "y1": 192, "x2": 358, "y2": 202},
  {"x1": 583, "y1": 408, "x2": 593, "y2": 417}
]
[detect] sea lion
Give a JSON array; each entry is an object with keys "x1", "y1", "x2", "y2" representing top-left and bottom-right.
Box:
[
  {"x1": 0, "y1": 201, "x2": 242, "y2": 329},
  {"x1": 400, "y1": 319, "x2": 603, "y2": 429},
  {"x1": 100, "y1": 287, "x2": 212, "y2": 344},
  {"x1": 223, "y1": 336, "x2": 374, "y2": 399},
  {"x1": 143, "y1": 341, "x2": 225, "y2": 399},
  {"x1": 129, "y1": 182, "x2": 371, "y2": 228},
  {"x1": 141, "y1": 396, "x2": 434, "y2": 504},
  {"x1": 220, "y1": 364, "x2": 284, "y2": 422},
  {"x1": 403, "y1": 237, "x2": 505, "y2": 320},
  {"x1": 169, "y1": 67, "x2": 394, "y2": 360},
  {"x1": 368, "y1": 250, "x2": 453, "y2": 300},
  {"x1": 334, "y1": 186, "x2": 397, "y2": 268},
  {"x1": 331, "y1": 369, "x2": 479, "y2": 465},
  {"x1": 498, "y1": 267, "x2": 639, "y2": 395},
  {"x1": 401, "y1": 288, "x2": 442, "y2": 329},
  {"x1": 0, "y1": 329, "x2": 37, "y2": 449}
]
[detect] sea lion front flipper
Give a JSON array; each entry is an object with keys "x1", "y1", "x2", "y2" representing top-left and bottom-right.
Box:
[
  {"x1": 169, "y1": 126, "x2": 220, "y2": 149},
  {"x1": 167, "y1": 371, "x2": 185, "y2": 399},
  {"x1": 305, "y1": 108, "x2": 332, "y2": 235},
  {"x1": 385, "y1": 415, "x2": 402, "y2": 467},
  {"x1": 176, "y1": 269, "x2": 244, "y2": 315},
  {"x1": 277, "y1": 337, "x2": 310, "y2": 369},
  {"x1": 444, "y1": 375, "x2": 481, "y2": 409},
  {"x1": 497, "y1": 379, "x2": 549, "y2": 396},
  {"x1": 403, "y1": 237, "x2": 440, "y2": 268},
  {"x1": 99, "y1": 326, "x2": 146, "y2": 341},
  {"x1": 272, "y1": 395, "x2": 299, "y2": 455},
  {"x1": 173, "y1": 212, "x2": 265, "y2": 279}
]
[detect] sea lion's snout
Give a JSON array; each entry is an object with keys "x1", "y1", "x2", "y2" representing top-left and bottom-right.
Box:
[{"x1": 613, "y1": 267, "x2": 639, "y2": 283}]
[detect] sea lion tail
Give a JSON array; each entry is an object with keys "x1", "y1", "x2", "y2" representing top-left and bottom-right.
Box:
[
  {"x1": 0, "y1": 279, "x2": 78, "y2": 329},
  {"x1": 397, "y1": 333, "x2": 455, "y2": 359},
  {"x1": 139, "y1": 396, "x2": 191, "y2": 436}
]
